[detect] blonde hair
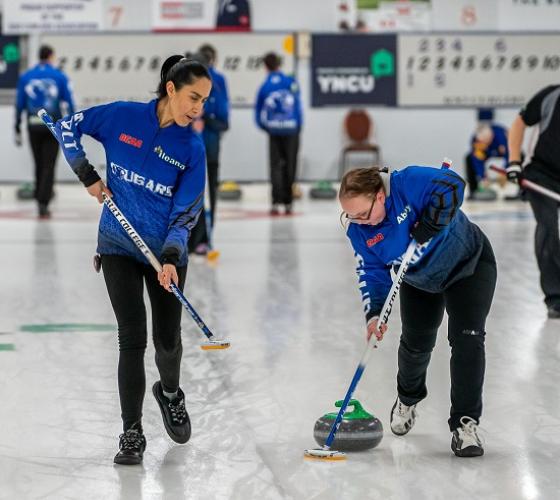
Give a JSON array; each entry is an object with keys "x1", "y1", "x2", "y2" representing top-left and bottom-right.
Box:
[{"x1": 339, "y1": 167, "x2": 385, "y2": 200}]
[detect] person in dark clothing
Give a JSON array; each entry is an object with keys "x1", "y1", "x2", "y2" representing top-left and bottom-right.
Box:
[
  {"x1": 255, "y1": 52, "x2": 303, "y2": 216},
  {"x1": 53, "y1": 55, "x2": 211, "y2": 464},
  {"x1": 15, "y1": 45, "x2": 75, "y2": 218},
  {"x1": 340, "y1": 165, "x2": 497, "y2": 457},
  {"x1": 507, "y1": 86, "x2": 560, "y2": 319},
  {"x1": 187, "y1": 45, "x2": 230, "y2": 256}
]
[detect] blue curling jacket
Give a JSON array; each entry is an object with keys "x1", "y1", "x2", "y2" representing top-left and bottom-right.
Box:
[
  {"x1": 469, "y1": 124, "x2": 508, "y2": 179},
  {"x1": 347, "y1": 166, "x2": 483, "y2": 322},
  {"x1": 202, "y1": 66, "x2": 229, "y2": 158},
  {"x1": 15, "y1": 62, "x2": 75, "y2": 128},
  {"x1": 55, "y1": 99, "x2": 205, "y2": 267},
  {"x1": 255, "y1": 71, "x2": 302, "y2": 135}
]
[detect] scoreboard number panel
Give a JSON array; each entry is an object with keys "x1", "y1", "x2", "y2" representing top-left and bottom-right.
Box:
[{"x1": 398, "y1": 34, "x2": 560, "y2": 107}]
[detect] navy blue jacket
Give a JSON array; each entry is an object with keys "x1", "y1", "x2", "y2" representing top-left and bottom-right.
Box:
[
  {"x1": 347, "y1": 166, "x2": 483, "y2": 322},
  {"x1": 202, "y1": 66, "x2": 229, "y2": 159},
  {"x1": 55, "y1": 99, "x2": 205, "y2": 267}
]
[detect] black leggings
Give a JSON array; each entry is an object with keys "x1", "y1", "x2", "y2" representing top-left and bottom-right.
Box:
[
  {"x1": 397, "y1": 236, "x2": 497, "y2": 430},
  {"x1": 102, "y1": 255, "x2": 187, "y2": 431}
]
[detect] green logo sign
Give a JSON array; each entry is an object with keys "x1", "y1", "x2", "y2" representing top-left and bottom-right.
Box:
[
  {"x1": 370, "y1": 49, "x2": 394, "y2": 78},
  {"x1": 3, "y1": 43, "x2": 20, "y2": 64}
]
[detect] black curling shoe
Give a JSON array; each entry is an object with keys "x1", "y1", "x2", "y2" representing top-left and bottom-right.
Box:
[
  {"x1": 152, "y1": 381, "x2": 191, "y2": 444},
  {"x1": 114, "y1": 423, "x2": 146, "y2": 465}
]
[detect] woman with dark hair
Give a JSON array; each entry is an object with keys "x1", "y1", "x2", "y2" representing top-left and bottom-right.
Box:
[
  {"x1": 53, "y1": 55, "x2": 212, "y2": 465},
  {"x1": 339, "y1": 165, "x2": 497, "y2": 458}
]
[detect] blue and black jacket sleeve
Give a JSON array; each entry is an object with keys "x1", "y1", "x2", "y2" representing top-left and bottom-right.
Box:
[{"x1": 407, "y1": 167, "x2": 466, "y2": 244}]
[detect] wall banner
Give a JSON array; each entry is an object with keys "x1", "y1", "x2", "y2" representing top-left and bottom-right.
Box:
[
  {"x1": 311, "y1": 34, "x2": 397, "y2": 107},
  {"x1": 3, "y1": 0, "x2": 103, "y2": 34},
  {"x1": 151, "y1": 0, "x2": 251, "y2": 31},
  {"x1": 0, "y1": 36, "x2": 22, "y2": 90}
]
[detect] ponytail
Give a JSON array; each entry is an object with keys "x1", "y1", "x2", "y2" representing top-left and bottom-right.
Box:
[{"x1": 156, "y1": 54, "x2": 211, "y2": 99}]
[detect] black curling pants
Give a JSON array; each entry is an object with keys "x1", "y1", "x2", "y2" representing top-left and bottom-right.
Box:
[
  {"x1": 527, "y1": 190, "x2": 560, "y2": 308},
  {"x1": 396, "y1": 236, "x2": 497, "y2": 431},
  {"x1": 269, "y1": 134, "x2": 299, "y2": 206},
  {"x1": 188, "y1": 157, "x2": 219, "y2": 251},
  {"x1": 28, "y1": 125, "x2": 59, "y2": 206},
  {"x1": 102, "y1": 255, "x2": 187, "y2": 431}
]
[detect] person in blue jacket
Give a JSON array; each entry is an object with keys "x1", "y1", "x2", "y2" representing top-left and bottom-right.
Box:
[
  {"x1": 255, "y1": 52, "x2": 302, "y2": 215},
  {"x1": 15, "y1": 44, "x2": 75, "y2": 218},
  {"x1": 339, "y1": 165, "x2": 497, "y2": 458},
  {"x1": 53, "y1": 55, "x2": 211, "y2": 465},
  {"x1": 465, "y1": 109, "x2": 509, "y2": 199},
  {"x1": 187, "y1": 45, "x2": 229, "y2": 255}
]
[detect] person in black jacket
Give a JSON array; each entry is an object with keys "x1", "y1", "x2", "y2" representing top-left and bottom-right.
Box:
[{"x1": 508, "y1": 86, "x2": 560, "y2": 318}]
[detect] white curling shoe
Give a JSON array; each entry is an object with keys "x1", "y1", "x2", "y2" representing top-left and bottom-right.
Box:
[
  {"x1": 451, "y1": 416, "x2": 484, "y2": 457},
  {"x1": 390, "y1": 397, "x2": 418, "y2": 436}
]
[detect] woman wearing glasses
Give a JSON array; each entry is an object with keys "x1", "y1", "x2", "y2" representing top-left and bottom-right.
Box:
[{"x1": 339, "y1": 165, "x2": 496, "y2": 458}]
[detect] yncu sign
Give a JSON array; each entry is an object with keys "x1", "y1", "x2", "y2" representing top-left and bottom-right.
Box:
[{"x1": 311, "y1": 34, "x2": 397, "y2": 107}]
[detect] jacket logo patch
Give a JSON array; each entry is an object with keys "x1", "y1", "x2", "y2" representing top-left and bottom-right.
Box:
[
  {"x1": 397, "y1": 205, "x2": 412, "y2": 224},
  {"x1": 119, "y1": 133, "x2": 143, "y2": 148},
  {"x1": 367, "y1": 233, "x2": 384, "y2": 247},
  {"x1": 154, "y1": 145, "x2": 186, "y2": 170}
]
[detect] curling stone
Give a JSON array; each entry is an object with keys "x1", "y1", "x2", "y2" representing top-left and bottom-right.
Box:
[
  {"x1": 472, "y1": 187, "x2": 497, "y2": 201},
  {"x1": 309, "y1": 180, "x2": 337, "y2": 200},
  {"x1": 16, "y1": 182, "x2": 34, "y2": 200},
  {"x1": 313, "y1": 399, "x2": 383, "y2": 451},
  {"x1": 218, "y1": 180, "x2": 242, "y2": 200}
]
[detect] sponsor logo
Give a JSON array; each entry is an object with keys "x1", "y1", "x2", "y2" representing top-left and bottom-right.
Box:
[
  {"x1": 316, "y1": 48, "x2": 395, "y2": 95},
  {"x1": 392, "y1": 241, "x2": 430, "y2": 267},
  {"x1": 397, "y1": 205, "x2": 412, "y2": 224},
  {"x1": 154, "y1": 145, "x2": 186, "y2": 170},
  {"x1": 366, "y1": 233, "x2": 384, "y2": 247},
  {"x1": 110, "y1": 162, "x2": 173, "y2": 197},
  {"x1": 119, "y1": 133, "x2": 143, "y2": 148},
  {"x1": 59, "y1": 112, "x2": 84, "y2": 150}
]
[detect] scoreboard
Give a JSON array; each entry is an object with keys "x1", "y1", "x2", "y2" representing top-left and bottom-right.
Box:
[{"x1": 398, "y1": 34, "x2": 560, "y2": 107}]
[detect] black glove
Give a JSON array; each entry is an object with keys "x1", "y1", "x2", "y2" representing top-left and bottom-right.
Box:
[
  {"x1": 410, "y1": 220, "x2": 438, "y2": 245},
  {"x1": 506, "y1": 161, "x2": 523, "y2": 185}
]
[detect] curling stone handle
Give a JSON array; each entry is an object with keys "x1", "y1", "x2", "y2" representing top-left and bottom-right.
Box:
[{"x1": 334, "y1": 399, "x2": 371, "y2": 419}]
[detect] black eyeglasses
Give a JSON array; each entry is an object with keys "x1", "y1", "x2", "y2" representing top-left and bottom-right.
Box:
[{"x1": 341, "y1": 196, "x2": 376, "y2": 224}]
